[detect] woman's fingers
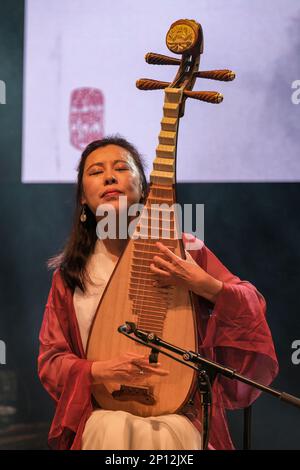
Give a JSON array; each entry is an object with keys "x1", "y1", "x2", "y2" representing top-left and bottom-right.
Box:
[
  {"x1": 131, "y1": 357, "x2": 169, "y2": 376},
  {"x1": 126, "y1": 352, "x2": 146, "y2": 358},
  {"x1": 111, "y1": 353, "x2": 170, "y2": 379},
  {"x1": 150, "y1": 244, "x2": 182, "y2": 285},
  {"x1": 152, "y1": 254, "x2": 173, "y2": 271},
  {"x1": 133, "y1": 367, "x2": 169, "y2": 378},
  {"x1": 150, "y1": 262, "x2": 170, "y2": 278},
  {"x1": 147, "y1": 367, "x2": 169, "y2": 376},
  {"x1": 155, "y1": 242, "x2": 178, "y2": 262}
]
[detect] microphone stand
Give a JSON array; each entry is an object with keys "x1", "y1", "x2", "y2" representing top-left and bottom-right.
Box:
[{"x1": 118, "y1": 321, "x2": 300, "y2": 450}]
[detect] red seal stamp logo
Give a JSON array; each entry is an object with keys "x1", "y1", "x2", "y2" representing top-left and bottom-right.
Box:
[{"x1": 70, "y1": 87, "x2": 104, "y2": 151}]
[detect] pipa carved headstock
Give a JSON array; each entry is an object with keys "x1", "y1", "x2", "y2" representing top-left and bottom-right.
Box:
[{"x1": 136, "y1": 18, "x2": 235, "y2": 117}]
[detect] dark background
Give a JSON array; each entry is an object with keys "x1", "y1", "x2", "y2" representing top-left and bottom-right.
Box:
[{"x1": 0, "y1": 0, "x2": 299, "y2": 449}]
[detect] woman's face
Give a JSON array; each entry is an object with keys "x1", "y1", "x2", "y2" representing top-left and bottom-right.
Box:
[{"x1": 81, "y1": 144, "x2": 143, "y2": 217}]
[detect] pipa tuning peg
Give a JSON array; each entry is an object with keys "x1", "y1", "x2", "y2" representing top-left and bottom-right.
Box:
[
  {"x1": 145, "y1": 52, "x2": 181, "y2": 65},
  {"x1": 184, "y1": 90, "x2": 223, "y2": 104},
  {"x1": 136, "y1": 79, "x2": 170, "y2": 91},
  {"x1": 193, "y1": 69, "x2": 236, "y2": 82}
]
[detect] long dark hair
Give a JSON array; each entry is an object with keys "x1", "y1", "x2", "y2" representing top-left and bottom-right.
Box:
[{"x1": 48, "y1": 135, "x2": 148, "y2": 292}]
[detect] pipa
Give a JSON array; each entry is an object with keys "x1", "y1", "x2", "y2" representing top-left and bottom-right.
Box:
[{"x1": 87, "y1": 19, "x2": 235, "y2": 417}]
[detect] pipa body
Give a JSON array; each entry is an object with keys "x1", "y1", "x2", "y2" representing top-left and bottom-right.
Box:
[{"x1": 87, "y1": 87, "x2": 198, "y2": 417}]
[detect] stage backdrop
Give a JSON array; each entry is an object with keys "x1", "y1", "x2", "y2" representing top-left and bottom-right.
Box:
[{"x1": 22, "y1": 0, "x2": 300, "y2": 182}]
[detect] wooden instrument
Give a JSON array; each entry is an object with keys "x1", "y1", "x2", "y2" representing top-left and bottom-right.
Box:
[{"x1": 87, "y1": 19, "x2": 235, "y2": 417}]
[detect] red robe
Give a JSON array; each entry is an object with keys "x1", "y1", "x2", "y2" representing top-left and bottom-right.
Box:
[{"x1": 38, "y1": 235, "x2": 278, "y2": 450}]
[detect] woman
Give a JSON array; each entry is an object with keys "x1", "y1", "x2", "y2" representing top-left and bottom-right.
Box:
[{"x1": 38, "y1": 136, "x2": 278, "y2": 450}]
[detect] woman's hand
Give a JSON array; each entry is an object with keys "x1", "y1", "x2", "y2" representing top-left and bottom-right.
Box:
[
  {"x1": 91, "y1": 352, "x2": 169, "y2": 385},
  {"x1": 150, "y1": 241, "x2": 223, "y2": 303}
]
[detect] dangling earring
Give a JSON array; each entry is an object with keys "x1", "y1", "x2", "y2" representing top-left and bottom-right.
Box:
[{"x1": 80, "y1": 205, "x2": 87, "y2": 222}]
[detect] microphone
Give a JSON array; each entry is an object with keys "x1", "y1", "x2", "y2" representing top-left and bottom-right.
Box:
[{"x1": 118, "y1": 322, "x2": 158, "y2": 343}]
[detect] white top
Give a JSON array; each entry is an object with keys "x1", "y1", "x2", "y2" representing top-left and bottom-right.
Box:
[{"x1": 73, "y1": 239, "x2": 118, "y2": 353}]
